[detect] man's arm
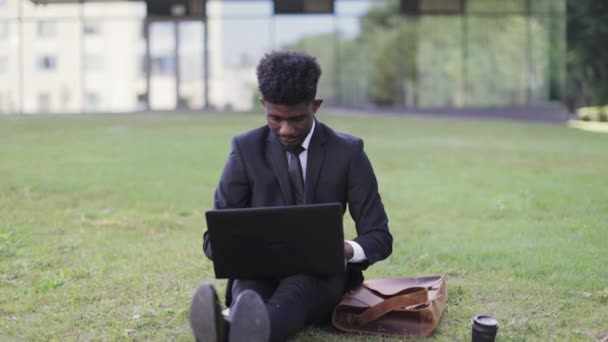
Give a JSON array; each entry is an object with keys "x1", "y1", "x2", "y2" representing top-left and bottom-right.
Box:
[
  {"x1": 345, "y1": 139, "x2": 393, "y2": 268},
  {"x1": 203, "y1": 137, "x2": 251, "y2": 260}
]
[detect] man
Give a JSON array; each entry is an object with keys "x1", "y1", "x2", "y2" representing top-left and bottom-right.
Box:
[{"x1": 190, "y1": 51, "x2": 392, "y2": 342}]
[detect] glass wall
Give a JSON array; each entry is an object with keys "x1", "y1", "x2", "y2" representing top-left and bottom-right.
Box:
[
  {"x1": 0, "y1": 0, "x2": 566, "y2": 114},
  {"x1": 207, "y1": 1, "x2": 271, "y2": 111}
]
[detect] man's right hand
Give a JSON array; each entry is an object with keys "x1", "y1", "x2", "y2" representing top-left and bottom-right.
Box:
[{"x1": 344, "y1": 241, "x2": 354, "y2": 261}]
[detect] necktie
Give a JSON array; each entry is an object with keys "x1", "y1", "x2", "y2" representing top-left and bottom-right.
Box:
[{"x1": 286, "y1": 145, "x2": 305, "y2": 205}]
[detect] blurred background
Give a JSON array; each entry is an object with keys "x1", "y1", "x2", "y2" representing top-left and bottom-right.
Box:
[
  {"x1": 2, "y1": 2, "x2": 607, "y2": 340},
  {"x1": 0, "y1": 0, "x2": 605, "y2": 118}
]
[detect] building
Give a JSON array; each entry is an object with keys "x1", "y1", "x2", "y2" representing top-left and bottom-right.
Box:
[{"x1": 0, "y1": 0, "x2": 566, "y2": 114}]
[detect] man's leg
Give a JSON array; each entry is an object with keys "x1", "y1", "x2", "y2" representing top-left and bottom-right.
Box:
[
  {"x1": 190, "y1": 283, "x2": 226, "y2": 342},
  {"x1": 228, "y1": 289, "x2": 270, "y2": 342},
  {"x1": 265, "y1": 273, "x2": 346, "y2": 342},
  {"x1": 231, "y1": 279, "x2": 277, "y2": 303}
]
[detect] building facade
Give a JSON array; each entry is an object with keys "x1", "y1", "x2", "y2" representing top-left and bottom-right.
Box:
[{"x1": 0, "y1": 0, "x2": 566, "y2": 114}]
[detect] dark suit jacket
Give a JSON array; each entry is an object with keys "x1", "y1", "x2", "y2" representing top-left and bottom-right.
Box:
[{"x1": 203, "y1": 120, "x2": 392, "y2": 304}]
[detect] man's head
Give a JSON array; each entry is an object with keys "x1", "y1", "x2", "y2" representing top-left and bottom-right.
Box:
[{"x1": 256, "y1": 51, "x2": 323, "y2": 147}]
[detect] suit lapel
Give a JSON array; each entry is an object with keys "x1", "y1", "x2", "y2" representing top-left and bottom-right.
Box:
[
  {"x1": 266, "y1": 130, "x2": 293, "y2": 205},
  {"x1": 305, "y1": 120, "x2": 327, "y2": 204}
]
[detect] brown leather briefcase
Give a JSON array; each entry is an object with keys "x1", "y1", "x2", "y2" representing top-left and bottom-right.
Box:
[{"x1": 332, "y1": 275, "x2": 447, "y2": 337}]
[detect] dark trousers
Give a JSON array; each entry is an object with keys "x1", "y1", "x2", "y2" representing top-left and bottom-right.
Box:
[{"x1": 232, "y1": 273, "x2": 346, "y2": 342}]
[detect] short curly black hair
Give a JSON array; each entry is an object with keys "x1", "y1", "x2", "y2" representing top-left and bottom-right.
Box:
[{"x1": 256, "y1": 50, "x2": 322, "y2": 105}]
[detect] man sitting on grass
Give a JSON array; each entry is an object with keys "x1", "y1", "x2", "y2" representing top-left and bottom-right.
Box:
[{"x1": 190, "y1": 50, "x2": 392, "y2": 342}]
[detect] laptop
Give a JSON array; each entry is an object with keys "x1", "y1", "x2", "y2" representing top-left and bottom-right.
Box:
[{"x1": 205, "y1": 203, "x2": 345, "y2": 279}]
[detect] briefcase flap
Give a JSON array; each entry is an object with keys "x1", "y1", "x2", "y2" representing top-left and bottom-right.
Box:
[{"x1": 362, "y1": 275, "x2": 444, "y2": 296}]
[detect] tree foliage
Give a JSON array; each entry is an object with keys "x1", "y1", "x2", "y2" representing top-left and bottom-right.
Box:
[
  {"x1": 566, "y1": 0, "x2": 608, "y2": 108},
  {"x1": 285, "y1": 0, "x2": 567, "y2": 109}
]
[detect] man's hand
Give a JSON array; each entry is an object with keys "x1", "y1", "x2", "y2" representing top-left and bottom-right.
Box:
[{"x1": 343, "y1": 241, "x2": 354, "y2": 261}]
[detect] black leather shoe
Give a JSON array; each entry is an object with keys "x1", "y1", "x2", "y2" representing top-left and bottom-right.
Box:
[
  {"x1": 228, "y1": 290, "x2": 270, "y2": 342},
  {"x1": 190, "y1": 282, "x2": 226, "y2": 342}
]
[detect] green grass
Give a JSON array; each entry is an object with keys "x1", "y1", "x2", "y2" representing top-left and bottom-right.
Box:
[{"x1": 1, "y1": 112, "x2": 607, "y2": 341}]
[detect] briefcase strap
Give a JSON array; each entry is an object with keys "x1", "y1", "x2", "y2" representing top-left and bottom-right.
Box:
[{"x1": 356, "y1": 287, "x2": 429, "y2": 326}]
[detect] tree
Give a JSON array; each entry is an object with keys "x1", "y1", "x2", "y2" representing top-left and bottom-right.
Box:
[
  {"x1": 566, "y1": 0, "x2": 608, "y2": 108},
  {"x1": 284, "y1": 0, "x2": 567, "y2": 108}
]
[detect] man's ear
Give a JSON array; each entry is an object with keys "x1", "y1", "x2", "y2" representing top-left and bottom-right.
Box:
[
  {"x1": 259, "y1": 97, "x2": 265, "y2": 107},
  {"x1": 312, "y1": 99, "x2": 324, "y2": 113}
]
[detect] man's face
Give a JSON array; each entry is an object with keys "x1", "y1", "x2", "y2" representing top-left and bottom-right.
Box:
[{"x1": 263, "y1": 99, "x2": 323, "y2": 147}]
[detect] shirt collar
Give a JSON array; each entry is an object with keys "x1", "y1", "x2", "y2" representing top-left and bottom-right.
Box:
[{"x1": 301, "y1": 119, "x2": 315, "y2": 150}]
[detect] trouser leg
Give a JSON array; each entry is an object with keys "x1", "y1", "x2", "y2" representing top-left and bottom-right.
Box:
[
  {"x1": 265, "y1": 273, "x2": 346, "y2": 342},
  {"x1": 232, "y1": 279, "x2": 277, "y2": 302}
]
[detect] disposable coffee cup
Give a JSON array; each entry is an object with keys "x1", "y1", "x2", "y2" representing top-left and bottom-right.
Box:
[{"x1": 471, "y1": 315, "x2": 498, "y2": 342}]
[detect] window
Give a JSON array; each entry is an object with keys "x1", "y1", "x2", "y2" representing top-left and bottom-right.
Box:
[
  {"x1": 38, "y1": 93, "x2": 51, "y2": 112},
  {"x1": 84, "y1": 54, "x2": 103, "y2": 72},
  {"x1": 151, "y1": 56, "x2": 175, "y2": 75},
  {"x1": 37, "y1": 55, "x2": 57, "y2": 71},
  {"x1": 84, "y1": 92, "x2": 100, "y2": 111},
  {"x1": 0, "y1": 22, "x2": 8, "y2": 41},
  {"x1": 0, "y1": 55, "x2": 7, "y2": 74},
  {"x1": 37, "y1": 21, "x2": 56, "y2": 38},
  {"x1": 83, "y1": 21, "x2": 102, "y2": 36}
]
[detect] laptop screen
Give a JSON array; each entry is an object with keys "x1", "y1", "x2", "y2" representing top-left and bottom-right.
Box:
[{"x1": 205, "y1": 203, "x2": 345, "y2": 279}]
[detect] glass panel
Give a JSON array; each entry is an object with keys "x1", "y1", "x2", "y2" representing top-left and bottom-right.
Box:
[
  {"x1": 335, "y1": 0, "x2": 373, "y2": 39},
  {"x1": 0, "y1": 0, "x2": 19, "y2": 18},
  {"x1": 530, "y1": 0, "x2": 565, "y2": 14},
  {"x1": 149, "y1": 21, "x2": 177, "y2": 110},
  {"x1": 335, "y1": 0, "x2": 373, "y2": 16},
  {"x1": 209, "y1": 0, "x2": 272, "y2": 17},
  {"x1": 467, "y1": 0, "x2": 525, "y2": 13},
  {"x1": 208, "y1": 17, "x2": 270, "y2": 111},
  {"x1": 336, "y1": 16, "x2": 373, "y2": 108},
  {"x1": 178, "y1": 20, "x2": 205, "y2": 110},
  {"x1": 528, "y1": 15, "x2": 565, "y2": 103},
  {"x1": 21, "y1": 1, "x2": 80, "y2": 18},
  {"x1": 205, "y1": 1, "x2": 272, "y2": 111},
  {"x1": 82, "y1": 1, "x2": 146, "y2": 18},
  {"x1": 416, "y1": 16, "x2": 464, "y2": 107},
  {"x1": 466, "y1": 15, "x2": 527, "y2": 106},
  {"x1": 273, "y1": 15, "x2": 337, "y2": 105},
  {"x1": 350, "y1": 9, "x2": 417, "y2": 108}
]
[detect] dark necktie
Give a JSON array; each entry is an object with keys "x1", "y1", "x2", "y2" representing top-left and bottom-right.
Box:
[{"x1": 285, "y1": 145, "x2": 305, "y2": 205}]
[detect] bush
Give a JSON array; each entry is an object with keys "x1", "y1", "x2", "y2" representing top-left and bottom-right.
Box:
[{"x1": 576, "y1": 106, "x2": 607, "y2": 122}]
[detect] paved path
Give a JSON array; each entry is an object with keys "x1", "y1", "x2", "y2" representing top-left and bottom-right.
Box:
[{"x1": 326, "y1": 104, "x2": 571, "y2": 123}]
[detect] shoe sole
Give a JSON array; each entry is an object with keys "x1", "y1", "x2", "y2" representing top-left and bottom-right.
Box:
[
  {"x1": 229, "y1": 290, "x2": 270, "y2": 342},
  {"x1": 190, "y1": 283, "x2": 222, "y2": 342}
]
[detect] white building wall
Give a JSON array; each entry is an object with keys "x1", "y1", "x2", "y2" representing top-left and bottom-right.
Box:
[
  {"x1": 83, "y1": 17, "x2": 144, "y2": 112},
  {"x1": 0, "y1": 0, "x2": 145, "y2": 113},
  {"x1": 22, "y1": 19, "x2": 81, "y2": 113},
  {"x1": 0, "y1": 0, "x2": 257, "y2": 113},
  {"x1": 0, "y1": 21, "x2": 19, "y2": 113}
]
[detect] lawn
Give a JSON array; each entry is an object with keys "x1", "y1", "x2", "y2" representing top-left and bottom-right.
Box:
[{"x1": 1, "y1": 112, "x2": 607, "y2": 341}]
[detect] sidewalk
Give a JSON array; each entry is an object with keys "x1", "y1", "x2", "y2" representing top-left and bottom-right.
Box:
[{"x1": 326, "y1": 104, "x2": 571, "y2": 123}]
